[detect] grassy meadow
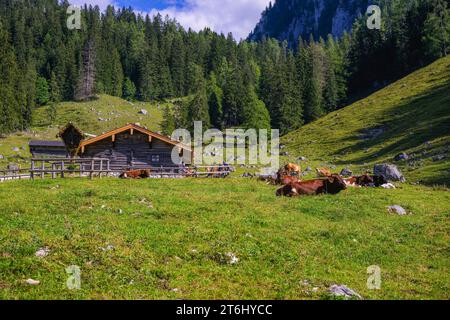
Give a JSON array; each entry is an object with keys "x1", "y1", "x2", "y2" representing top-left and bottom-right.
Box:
[{"x1": 0, "y1": 178, "x2": 448, "y2": 300}]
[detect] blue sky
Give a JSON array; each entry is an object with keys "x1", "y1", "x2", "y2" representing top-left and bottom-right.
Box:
[
  {"x1": 70, "y1": 0, "x2": 271, "y2": 40},
  {"x1": 114, "y1": 0, "x2": 185, "y2": 11}
]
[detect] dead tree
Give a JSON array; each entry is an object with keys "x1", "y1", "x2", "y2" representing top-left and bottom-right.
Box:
[{"x1": 75, "y1": 39, "x2": 96, "y2": 101}]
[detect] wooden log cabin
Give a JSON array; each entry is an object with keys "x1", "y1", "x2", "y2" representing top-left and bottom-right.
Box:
[
  {"x1": 77, "y1": 123, "x2": 192, "y2": 171},
  {"x1": 29, "y1": 140, "x2": 70, "y2": 158}
]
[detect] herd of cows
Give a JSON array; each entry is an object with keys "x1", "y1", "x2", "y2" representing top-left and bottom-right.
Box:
[
  {"x1": 118, "y1": 162, "x2": 396, "y2": 198},
  {"x1": 268, "y1": 163, "x2": 392, "y2": 197}
]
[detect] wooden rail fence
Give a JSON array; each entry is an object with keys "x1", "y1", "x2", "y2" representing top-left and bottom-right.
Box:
[
  {"x1": 0, "y1": 159, "x2": 234, "y2": 181},
  {"x1": 30, "y1": 158, "x2": 111, "y2": 180}
]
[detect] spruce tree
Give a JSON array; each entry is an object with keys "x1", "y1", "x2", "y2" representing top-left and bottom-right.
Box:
[
  {"x1": 36, "y1": 76, "x2": 49, "y2": 106},
  {"x1": 122, "y1": 77, "x2": 136, "y2": 101}
]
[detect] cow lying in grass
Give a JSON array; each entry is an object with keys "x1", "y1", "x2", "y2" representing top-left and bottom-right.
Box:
[
  {"x1": 276, "y1": 174, "x2": 347, "y2": 197},
  {"x1": 119, "y1": 169, "x2": 151, "y2": 179},
  {"x1": 345, "y1": 174, "x2": 388, "y2": 187}
]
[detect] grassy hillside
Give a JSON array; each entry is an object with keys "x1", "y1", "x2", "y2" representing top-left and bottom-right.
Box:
[
  {"x1": 281, "y1": 56, "x2": 450, "y2": 186},
  {"x1": 0, "y1": 95, "x2": 166, "y2": 167},
  {"x1": 0, "y1": 178, "x2": 448, "y2": 299}
]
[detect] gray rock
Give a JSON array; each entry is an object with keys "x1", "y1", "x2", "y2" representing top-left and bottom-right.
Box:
[
  {"x1": 374, "y1": 164, "x2": 405, "y2": 182},
  {"x1": 12, "y1": 147, "x2": 20, "y2": 152},
  {"x1": 394, "y1": 152, "x2": 409, "y2": 161},
  {"x1": 298, "y1": 156, "x2": 307, "y2": 161},
  {"x1": 432, "y1": 154, "x2": 446, "y2": 162},
  {"x1": 139, "y1": 109, "x2": 148, "y2": 115},
  {"x1": 280, "y1": 152, "x2": 289, "y2": 156},
  {"x1": 305, "y1": 167, "x2": 312, "y2": 172},
  {"x1": 329, "y1": 285, "x2": 362, "y2": 299},
  {"x1": 340, "y1": 168, "x2": 353, "y2": 177},
  {"x1": 388, "y1": 205, "x2": 407, "y2": 216}
]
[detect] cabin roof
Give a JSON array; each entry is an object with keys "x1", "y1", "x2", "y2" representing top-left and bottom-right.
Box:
[
  {"x1": 78, "y1": 123, "x2": 191, "y2": 152},
  {"x1": 29, "y1": 140, "x2": 66, "y2": 148}
]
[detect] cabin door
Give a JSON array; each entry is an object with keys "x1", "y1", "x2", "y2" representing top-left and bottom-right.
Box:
[{"x1": 127, "y1": 149, "x2": 135, "y2": 169}]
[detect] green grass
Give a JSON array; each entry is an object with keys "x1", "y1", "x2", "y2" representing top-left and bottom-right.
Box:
[
  {"x1": 0, "y1": 95, "x2": 166, "y2": 167},
  {"x1": 281, "y1": 56, "x2": 450, "y2": 186},
  {"x1": 0, "y1": 178, "x2": 448, "y2": 299}
]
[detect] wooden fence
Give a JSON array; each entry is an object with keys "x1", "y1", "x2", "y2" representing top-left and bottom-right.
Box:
[
  {"x1": 30, "y1": 158, "x2": 111, "y2": 180},
  {"x1": 0, "y1": 169, "x2": 30, "y2": 181},
  {"x1": 0, "y1": 159, "x2": 234, "y2": 181}
]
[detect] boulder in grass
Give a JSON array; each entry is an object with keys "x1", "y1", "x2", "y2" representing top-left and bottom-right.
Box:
[
  {"x1": 373, "y1": 164, "x2": 405, "y2": 182},
  {"x1": 139, "y1": 109, "x2": 148, "y2": 115},
  {"x1": 388, "y1": 205, "x2": 407, "y2": 215},
  {"x1": 329, "y1": 285, "x2": 362, "y2": 299},
  {"x1": 394, "y1": 152, "x2": 409, "y2": 161},
  {"x1": 25, "y1": 279, "x2": 40, "y2": 286},
  {"x1": 340, "y1": 168, "x2": 353, "y2": 177},
  {"x1": 35, "y1": 247, "x2": 51, "y2": 258}
]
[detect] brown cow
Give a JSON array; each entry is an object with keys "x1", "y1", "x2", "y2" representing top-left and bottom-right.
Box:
[
  {"x1": 284, "y1": 163, "x2": 301, "y2": 176},
  {"x1": 119, "y1": 169, "x2": 151, "y2": 179},
  {"x1": 354, "y1": 174, "x2": 388, "y2": 187},
  {"x1": 316, "y1": 168, "x2": 332, "y2": 177},
  {"x1": 276, "y1": 174, "x2": 347, "y2": 197},
  {"x1": 344, "y1": 176, "x2": 359, "y2": 187}
]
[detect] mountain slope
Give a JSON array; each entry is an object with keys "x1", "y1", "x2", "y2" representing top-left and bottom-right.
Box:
[
  {"x1": 281, "y1": 55, "x2": 450, "y2": 186},
  {"x1": 249, "y1": 0, "x2": 368, "y2": 45}
]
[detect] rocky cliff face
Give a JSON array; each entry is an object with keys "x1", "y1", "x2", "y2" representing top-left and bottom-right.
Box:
[{"x1": 248, "y1": 0, "x2": 369, "y2": 45}]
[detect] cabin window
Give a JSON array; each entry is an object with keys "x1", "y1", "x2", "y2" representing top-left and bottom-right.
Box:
[{"x1": 151, "y1": 155, "x2": 160, "y2": 163}]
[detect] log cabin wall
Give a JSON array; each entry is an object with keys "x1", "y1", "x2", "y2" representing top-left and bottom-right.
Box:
[{"x1": 82, "y1": 131, "x2": 177, "y2": 171}]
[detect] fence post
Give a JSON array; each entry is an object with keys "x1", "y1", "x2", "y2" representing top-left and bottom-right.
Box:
[
  {"x1": 52, "y1": 163, "x2": 56, "y2": 179},
  {"x1": 90, "y1": 160, "x2": 94, "y2": 179},
  {"x1": 61, "y1": 161, "x2": 65, "y2": 178},
  {"x1": 99, "y1": 159, "x2": 103, "y2": 178},
  {"x1": 41, "y1": 161, "x2": 45, "y2": 179},
  {"x1": 30, "y1": 160, "x2": 34, "y2": 180},
  {"x1": 107, "y1": 160, "x2": 110, "y2": 177}
]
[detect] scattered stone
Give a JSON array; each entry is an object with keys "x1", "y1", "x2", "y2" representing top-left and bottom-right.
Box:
[
  {"x1": 340, "y1": 168, "x2": 353, "y2": 177},
  {"x1": 381, "y1": 183, "x2": 396, "y2": 189},
  {"x1": 329, "y1": 285, "x2": 362, "y2": 299},
  {"x1": 394, "y1": 152, "x2": 409, "y2": 161},
  {"x1": 280, "y1": 152, "x2": 289, "y2": 156},
  {"x1": 25, "y1": 279, "x2": 40, "y2": 286},
  {"x1": 388, "y1": 205, "x2": 407, "y2": 215},
  {"x1": 117, "y1": 209, "x2": 123, "y2": 214},
  {"x1": 312, "y1": 287, "x2": 319, "y2": 293},
  {"x1": 139, "y1": 109, "x2": 148, "y2": 115},
  {"x1": 35, "y1": 247, "x2": 50, "y2": 258},
  {"x1": 374, "y1": 164, "x2": 405, "y2": 182},
  {"x1": 12, "y1": 147, "x2": 20, "y2": 152},
  {"x1": 298, "y1": 156, "x2": 307, "y2": 161},
  {"x1": 432, "y1": 154, "x2": 446, "y2": 162},
  {"x1": 225, "y1": 252, "x2": 239, "y2": 265}
]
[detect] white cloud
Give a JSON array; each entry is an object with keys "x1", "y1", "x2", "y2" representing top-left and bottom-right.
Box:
[{"x1": 149, "y1": 0, "x2": 271, "y2": 40}]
